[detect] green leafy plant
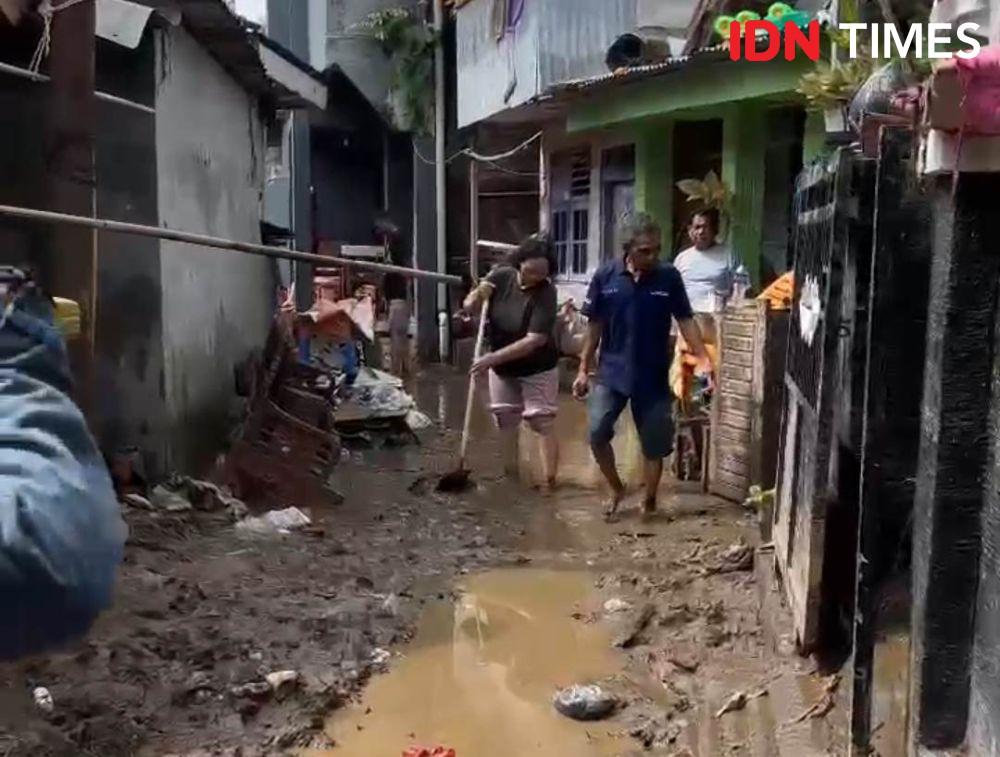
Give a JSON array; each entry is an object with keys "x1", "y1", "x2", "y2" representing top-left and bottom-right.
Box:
[
  {"x1": 676, "y1": 171, "x2": 732, "y2": 239},
  {"x1": 358, "y1": 8, "x2": 439, "y2": 134},
  {"x1": 798, "y1": 58, "x2": 877, "y2": 110},
  {"x1": 676, "y1": 171, "x2": 731, "y2": 210}
]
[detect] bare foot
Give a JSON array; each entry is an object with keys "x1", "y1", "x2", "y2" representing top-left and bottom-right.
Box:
[
  {"x1": 640, "y1": 496, "x2": 657, "y2": 522},
  {"x1": 603, "y1": 488, "x2": 626, "y2": 523},
  {"x1": 537, "y1": 478, "x2": 558, "y2": 497}
]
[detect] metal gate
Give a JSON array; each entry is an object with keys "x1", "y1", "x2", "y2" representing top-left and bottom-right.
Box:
[{"x1": 774, "y1": 147, "x2": 858, "y2": 651}]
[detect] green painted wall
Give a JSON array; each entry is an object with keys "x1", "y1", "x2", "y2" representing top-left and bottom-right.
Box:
[
  {"x1": 634, "y1": 123, "x2": 673, "y2": 252},
  {"x1": 802, "y1": 109, "x2": 828, "y2": 164},
  {"x1": 722, "y1": 103, "x2": 767, "y2": 286},
  {"x1": 568, "y1": 58, "x2": 811, "y2": 134}
]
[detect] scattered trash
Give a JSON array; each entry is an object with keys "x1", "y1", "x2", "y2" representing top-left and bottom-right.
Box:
[
  {"x1": 123, "y1": 493, "x2": 154, "y2": 510},
  {"x1": 265, "y1": 670, "x2": 300, "y2": 698},
  {"x1": 603, "y1": 598, "x2": 632, "y2": 614},
  {"x1": 553, "y1": 684, "x2": 618, "y2": 721},
  {"x1": 182, "y1": 477, "x2": 249, "y2": 520},
  {"x1": 787, "y1": 675, "x2": 840, "y2": 725},
  {"x1": 185, "y1": 671, "x2": 213, "y2": 693},
  {"x1": 150, "y1": 484, "x2": 194, "y2": 513},
  {"x1": 231, "y1": 681, "x2": 272, "y2": 700},
  {"x1": 236, "y1": 507, "x2": 312, "y2": 535},
  {"x1": 402, "y1": 748, "x2": 456, "y2": 757},
  {"x1": 742, "y1": 486, "x2": 775, "y2": 511},
  {"x1": 716, "y1": 691, "x2": 748, "y2": 718},
  {"x1": 614, "y1": 603, "x2": 656, "y2": 649},
  {"x1": 370, "y1": 648, "x2": 391, "y2": 667},
  {"x1": 32, "y1": 687, "x2": 54, "y2": 714},
  {"x1": 705, "y1": 540, "x2": 755, "y2": 575},
  {"x1": 406, "y1": 410, "x2": 433, "y2": 431},
  {"x1": 378, "y1": 594, "x2": 402, "y2": 618}
]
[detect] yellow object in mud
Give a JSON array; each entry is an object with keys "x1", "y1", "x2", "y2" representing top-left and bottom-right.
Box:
[{"x1": 53, "y1": 297, "x2": 81, "y2": 338}]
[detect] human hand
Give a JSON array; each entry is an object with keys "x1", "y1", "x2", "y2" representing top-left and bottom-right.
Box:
[
  {"x1": 470, "y1": 353, "x2": 498, "y2": 377},
  {"x1": 572, "y1": 372, "x2": 590, "y2": 400},
  {"x1": 693, "y1": 356, "x2": 714, "y2": 391},
  {"x1": 475, "y1": 280, "x2": 496, "y2": 300}
]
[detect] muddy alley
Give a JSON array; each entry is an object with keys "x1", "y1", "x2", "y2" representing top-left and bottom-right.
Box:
[{"x1": 0, "y1": 370, "x2": 846, "y2": 757}]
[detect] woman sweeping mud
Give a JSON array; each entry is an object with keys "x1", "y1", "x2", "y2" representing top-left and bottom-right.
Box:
[{"x1": 463, "y1": 235, "x2": 560, "y2": 492}]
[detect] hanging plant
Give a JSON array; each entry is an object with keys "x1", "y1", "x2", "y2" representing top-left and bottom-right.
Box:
[
  {"x1": 357, "y1": 8, "x2": 439, "y2": 134},
  {"x1": 676, "y1": 171, "x2": 732, "y2": 239},
  {"x1": 676, "y1": 171, "x2": 731, "y2": 210}
]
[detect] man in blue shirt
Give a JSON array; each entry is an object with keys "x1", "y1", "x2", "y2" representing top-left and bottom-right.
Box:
[{"x1": 574, "y1": 213, "x2": 713, "y2": 521}]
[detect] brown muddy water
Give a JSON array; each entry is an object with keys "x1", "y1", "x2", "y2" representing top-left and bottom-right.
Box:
[
  {"x1": 316, "y1": 569, "x2": 624, "y2": 757},
  {"x1": 314, "y1": 370, "x2": 849, "y2": 757}
]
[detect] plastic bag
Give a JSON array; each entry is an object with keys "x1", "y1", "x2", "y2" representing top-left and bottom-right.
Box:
[{"x1": 0, "y1": 291, "x2": 126, "y2": 660}]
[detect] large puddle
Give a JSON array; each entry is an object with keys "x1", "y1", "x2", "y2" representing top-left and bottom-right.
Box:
[{"x1": 314, "y1": 569, "x2": 624, "y2": 756}]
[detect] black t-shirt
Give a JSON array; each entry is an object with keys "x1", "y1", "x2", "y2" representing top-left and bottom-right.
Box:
[{"x1": 485, "y1": 266, "x2": 559, "y2": 378}]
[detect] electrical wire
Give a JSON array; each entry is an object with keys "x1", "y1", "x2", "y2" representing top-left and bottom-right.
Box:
[{"x1": 413, "y1": 130, "x2": 542, "y2": 167}]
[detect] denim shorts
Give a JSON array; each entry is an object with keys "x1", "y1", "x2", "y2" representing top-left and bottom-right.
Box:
[{"x1": 587, "y1": 383, "x2": 674, "y2": 460}]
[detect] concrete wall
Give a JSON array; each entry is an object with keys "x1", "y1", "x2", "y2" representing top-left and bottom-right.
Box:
[
  {"x1": 93, "y1": 38, "x2": 167, "y2": 467},
  {"x1": 154, "y1": 26, "x2": 274, "y2": 471}
]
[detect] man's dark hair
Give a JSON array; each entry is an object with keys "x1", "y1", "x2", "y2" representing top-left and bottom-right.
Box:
[
  {"x1": 619, "y1": 212, "x2": 661, "y2": 252},
  {"x1": 511, "y1": 233, "x2": 557, "y2": 274},
  {"x1": 692, "y1": 208, "x2": 720, "y2": 233}
]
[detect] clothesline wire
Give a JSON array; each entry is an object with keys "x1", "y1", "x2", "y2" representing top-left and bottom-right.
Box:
[{"x1": 413, "y1": 130, "x2": 543, "y2": 168}]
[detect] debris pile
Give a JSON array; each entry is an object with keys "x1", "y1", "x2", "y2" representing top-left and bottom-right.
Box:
[{"x1": 226, "y1": 314, "x2": 344, "y2": 509}]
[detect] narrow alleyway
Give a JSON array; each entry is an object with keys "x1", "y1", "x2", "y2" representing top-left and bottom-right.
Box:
[{"x1": 1, "y1": 369, "x2": 846, "y2": 757}]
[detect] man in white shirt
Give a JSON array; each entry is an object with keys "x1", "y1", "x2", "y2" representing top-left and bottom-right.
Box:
[{"x1": 673, "y1": 209, "x2": 738, "y2": 314}]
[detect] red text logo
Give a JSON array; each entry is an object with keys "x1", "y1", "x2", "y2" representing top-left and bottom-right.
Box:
[{"x1": 729, "y1": 20, "x2": 821, "y2": 62}]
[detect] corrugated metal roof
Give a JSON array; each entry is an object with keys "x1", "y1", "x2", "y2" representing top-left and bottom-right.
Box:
[
  {"x1": 136, "y1": 0, "x2": 332, "y2": 110},
  {"x1": 550, "y1": 42, "x2": 729, "y2": 93}
]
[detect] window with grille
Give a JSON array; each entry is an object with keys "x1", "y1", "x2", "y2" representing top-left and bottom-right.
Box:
[{"x1": 551, "y1": 149, "x2": 591, "y2": 277}]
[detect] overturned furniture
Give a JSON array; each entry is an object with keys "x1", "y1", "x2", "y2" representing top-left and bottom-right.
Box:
[{"x1": 227, "y1": 316, "x2": 343, "y2": 509}]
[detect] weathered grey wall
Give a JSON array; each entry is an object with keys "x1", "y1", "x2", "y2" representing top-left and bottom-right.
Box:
[
  {"x1": 154, "y1": 26, "x2": 274, "y2": 472},
  {"x1": 456, "y1": 0, "x2": 636, "y2": 127},
  {"x1": 93, "y1": 37, "x2": 167, "y2": 468}
]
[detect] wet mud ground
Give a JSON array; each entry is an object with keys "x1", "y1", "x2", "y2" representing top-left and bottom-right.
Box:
[{"x1": 0, "y1": 368, "x2": 847, "y2": 756}]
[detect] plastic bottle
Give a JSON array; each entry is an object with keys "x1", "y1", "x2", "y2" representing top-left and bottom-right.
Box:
[{"x1": 731, "y1": 264, "x2": 751, "y2": 306}]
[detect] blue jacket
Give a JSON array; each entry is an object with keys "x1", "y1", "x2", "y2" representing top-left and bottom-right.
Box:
[{"x1": 0, "y1": 292, "x2": 126, "y2": 660}]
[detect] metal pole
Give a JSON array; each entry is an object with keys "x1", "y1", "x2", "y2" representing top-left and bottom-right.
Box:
[
  {"x1": 469, "y1": 158, "x2": 479, "y2": 282},
  {"x1": 538, "y1": 134, "x2": 549, "y2": 233},
  {"x1": 0, "y1": 204, "x2": 463, "y2": 285},
  {"x1": 434, "y1": 0, "x2": 449, "y2": 360},
  {"x1": 0, "y1": 61, "x2": 155, "y2": 115}
]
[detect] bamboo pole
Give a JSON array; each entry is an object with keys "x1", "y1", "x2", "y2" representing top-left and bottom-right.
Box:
[{"x1": 0, "y1": 204, "x2": 464, "y2": 285}]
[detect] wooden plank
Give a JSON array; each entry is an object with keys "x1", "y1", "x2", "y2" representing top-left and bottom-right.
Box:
[
  {"x1": 725, "y1": 320, "x2": 757, "y2": 338},
  {"x1": 721, "y1": 364, "x2": 754, "y2": 383},
  {"x1": 726, "y1": 350, "x2": 755, "y2": 368},
  {"x1": 723, "y1": 335, "x2": 755, "y2": 353}
]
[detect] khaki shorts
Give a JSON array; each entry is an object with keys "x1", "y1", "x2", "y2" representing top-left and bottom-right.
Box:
[{"x1": 488, "y1": 367, "x2": 559, "y2": 433}]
